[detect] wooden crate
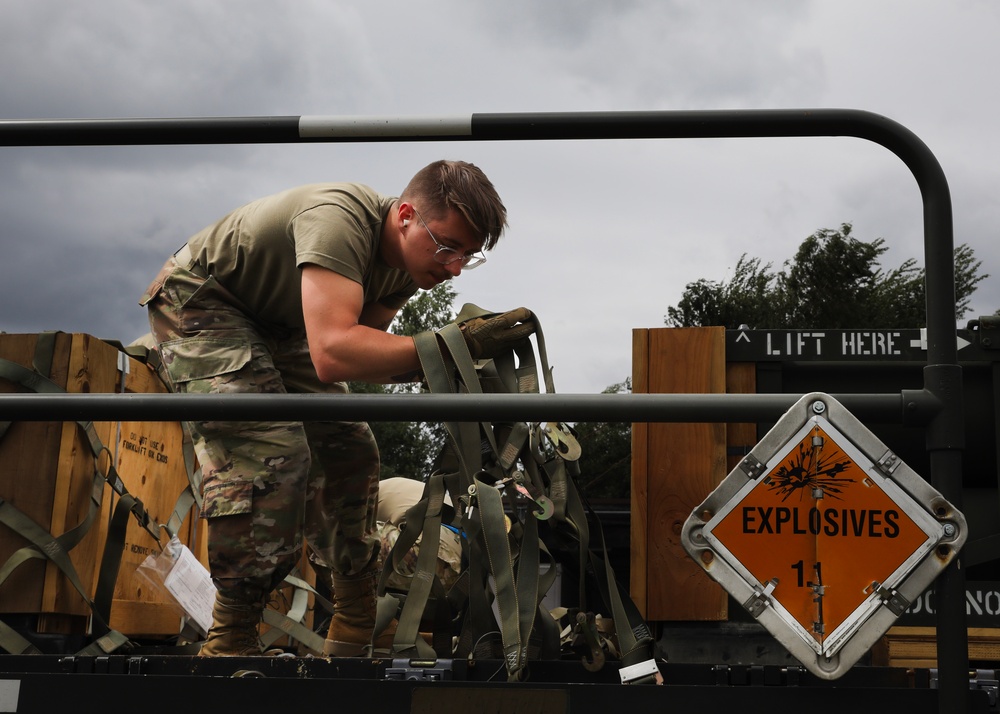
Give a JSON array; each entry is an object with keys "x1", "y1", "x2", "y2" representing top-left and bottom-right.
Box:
[
  {"x1": 631, "y1": 327, "x2": 775, "y2": 621},
  {"x1": 872, "y1": 626, "x2": 1000, "y2": 668},
  {"x1": 631, "y1": 327, "x2": 730, "y2": 621},
  {"x1": 0, "y1": 332, "x2": 198, "y2": 637}
]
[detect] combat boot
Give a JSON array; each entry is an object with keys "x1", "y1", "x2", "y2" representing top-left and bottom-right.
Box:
[
  {"x1": 197, "y1": 593, "x2": 265, "y2": 656},
  {"x1": 323, "y1": 567, "x2": 397, "y2": 656}
]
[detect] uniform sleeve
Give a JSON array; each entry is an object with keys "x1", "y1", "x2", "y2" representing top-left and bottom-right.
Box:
[{"x1": 292, "y1": 204, "x2": 372, "y2": 285}]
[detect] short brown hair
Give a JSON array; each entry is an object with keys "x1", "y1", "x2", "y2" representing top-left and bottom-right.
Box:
[{"x1": 401, "y1": 160, "x2": 507, "y2": 250}]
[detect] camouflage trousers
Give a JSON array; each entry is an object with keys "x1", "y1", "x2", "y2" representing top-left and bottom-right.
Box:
[{"x1": 141, "y1": 247, "x2": 379, "y2": 601}]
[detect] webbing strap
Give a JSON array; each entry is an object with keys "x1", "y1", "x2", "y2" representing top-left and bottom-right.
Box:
[
  {"x1": 74, "y1": 629, "x2": 130, "y2": 656},
  {"x1": 0, "y1": 495, "x2": 125, "y2": 650},
  {"x1": 164, "y1": 486, "x2": 197, "y2": 541},
  {"x1": 579, "y1": 481, "x2": 654, "y2": 665},
  {"x1": 0, "y1": 356, "x2": 156, "y2": 538},
  {"x1": 397, "y1": 305, "x2": 655, "y2": 679},
  {"x1": 410, "y1": 307, "x2": 546, "y2": 677},
  {"x1": 0, "y1": 333, "x2": 56, "y2": 440},
  {"x1": 0, "y1": 619, "x2": 41, "y2": 655},
  {"x1": 31, "y1": 332, "x2": 57, "y2": 379},
  {"x1": 0, "y1": 346, "x2": 159, "y2": 654},
  {"x1": 388, "y1": 473, "x2": 446, "y2": 658},
  {"x1": 121, "y1": 339, "x2": 204, "y2": 540},
  {"x1": 413, "y1": 331, "x2": 481, "y2": 478},
  {"x1": 260, "y1": 579, "x2": 326, "y2": 654},
  {"x1": 92, "y1": 492, "x2": 141, "y2": 630}
]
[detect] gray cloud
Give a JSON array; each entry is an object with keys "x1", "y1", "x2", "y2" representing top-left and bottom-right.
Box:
[{"x1": 2, "y1": 0, "x2": 997, "y2": 393}]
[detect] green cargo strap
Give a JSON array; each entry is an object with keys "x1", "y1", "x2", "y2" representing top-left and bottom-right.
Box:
[
  {"x1": 123, "y1": 342, "x2": 205, "y2": 542},
  {"x1": 0, "y1": 355, "x2": 157, "y2": 540},
  {"x1": 0, "y1": 619, "x2": 42, "y2": 655},
  {"x1": 260, "y1": 571, "x2": 327, "y2": 654},
  {"x1": 161, "y1": 420, "x2": 203, "y2": 543},
  {"x1": 406, "y1": 306, "x2": 549, "y2": 676},
  {"x1": 476, "y1": 473, "x2": 540, "y2": 682},
  {"x1": 0, "y1": 348, "x2": 157, "y2": 655},
  {"x1": 383, "y1": 473, "x2": 448, "y2": 659},
  {"x1": 0, "y1": 495, "x2": 128, "y2": 654},
  {"x1": 74, "y1": 629, "x2": 131, "y2": 656},
  {"x1": 91, "y1": 491, "x2": 143, "y2": 631},
  {"x1": 387, "y1": 304, "x2": 656, "y2": 681},
  {"x1": 0, "y1": 332, "x2": 57, "y2": 441},
  {"x1": 413, "y1": 330, "x2": 484, "y2": 477}
]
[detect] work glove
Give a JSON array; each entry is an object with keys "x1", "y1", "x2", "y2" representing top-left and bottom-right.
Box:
[{"x1": 459, "y1": 307, "x2": 536, "y2": 360}]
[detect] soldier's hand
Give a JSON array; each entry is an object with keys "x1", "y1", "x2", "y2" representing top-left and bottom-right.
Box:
[{"x1": 459, "y1": 308, "x2": 536, "y2": 360}]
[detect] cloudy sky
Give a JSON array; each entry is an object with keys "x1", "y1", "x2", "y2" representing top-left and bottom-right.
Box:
[{"x1": 1, "y1": 1, "x2": 997, "y2": 395}]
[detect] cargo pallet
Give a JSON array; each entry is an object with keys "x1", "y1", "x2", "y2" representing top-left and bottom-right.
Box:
[{"x1": 0, "y1": 110, "x2": 987, "y2": 712}]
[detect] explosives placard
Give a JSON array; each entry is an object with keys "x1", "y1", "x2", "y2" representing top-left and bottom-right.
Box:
[{"x1": 682, "y1": 392, "x2": 966, "y2": 680}]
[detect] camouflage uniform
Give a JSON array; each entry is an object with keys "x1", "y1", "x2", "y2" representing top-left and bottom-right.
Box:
[
  {"x1": 141, "y1": 248, "x2": 379, "y2": 602},
  {"x1": 377, "y1": 521, "x2": 462, "y2": 593},
  {"x1": 376, "y1": 477, "x2": 463, "y2": 592}
]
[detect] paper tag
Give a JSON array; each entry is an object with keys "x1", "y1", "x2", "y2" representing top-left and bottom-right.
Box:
[{"x1": 163, "y1": 544, "x2": 216, "y2": 634}]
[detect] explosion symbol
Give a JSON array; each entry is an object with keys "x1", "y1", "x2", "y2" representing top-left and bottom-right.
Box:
[{"x1": 766, "y1": 429, "x2": 854, "y2": 502}]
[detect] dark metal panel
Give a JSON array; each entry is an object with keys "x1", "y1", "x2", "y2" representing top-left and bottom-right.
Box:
[{"x1": 0, "y1": 670, "x2": 990, "y2": 714}]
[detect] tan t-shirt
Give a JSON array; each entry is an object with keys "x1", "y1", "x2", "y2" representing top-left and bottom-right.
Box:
[{"x1": 187, "y1": 183, "x2": 418, "y2": 330}]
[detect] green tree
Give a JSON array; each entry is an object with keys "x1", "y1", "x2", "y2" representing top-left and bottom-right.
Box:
[
  {"x1": 350, "y1": 282, "x2": 457, "y2": 480},
  {"x1": 665, "y1": 223, "x2": 988, "y2": 329},
  {"x1": 574, "y1": 378, "x2": 633, "y2": 500},
  {"x1": 664, "y1": 255, "x2": 782, "y2": 329},
  {"x1": 393, "y1": 284, "x2": 459, "y2": 335},
  {"x1": 585, "y1": 223, "x2": 991, "y2": 503}
]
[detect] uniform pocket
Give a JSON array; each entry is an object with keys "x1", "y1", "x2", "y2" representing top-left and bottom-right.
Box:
[
  {"x1": 158, "y1": 336, "x2": 253, "y2": 388},
  {"x1": 139, "y1": 261, "x2": 173, "y2": 306},
  {"x1": 201, "y1": 478, "x2": 255, "y2": 519},
  {"x1": 163, "y1": 334, "x2": 258, "y2": 519}
]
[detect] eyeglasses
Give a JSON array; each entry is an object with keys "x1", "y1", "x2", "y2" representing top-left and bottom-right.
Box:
[{"x1": 413, "y1": 208, "x2": 487, "y2": 270}]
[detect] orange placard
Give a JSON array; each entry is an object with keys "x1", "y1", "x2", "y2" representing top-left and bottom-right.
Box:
[{"x1": 710, "y1": 424, "x2": 930, "y2": 643}]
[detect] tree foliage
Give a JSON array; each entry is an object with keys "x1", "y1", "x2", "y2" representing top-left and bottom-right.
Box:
[
  {"x1": 393, "y1": 284, "x2": 459, "y2": 335},
  {"x1": 568, "y1": 223, "x2": 993, "y2": 502},
  {"x1": 350, "y1": 282, "x2": 457, "y2": 480},
  {"x1": 665, "y1": 223, "x2": 988, "y2": 329},
  {"x1": 573, "y1": 379, "x2": 633, "y2": 500},
  {"x1": 355, "y1": 223, "x2": 991, "y2": 493}
]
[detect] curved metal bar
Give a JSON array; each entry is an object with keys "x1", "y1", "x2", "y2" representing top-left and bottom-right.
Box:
[{"x1": 0, "y1": 109, "x2": 957, "y2": 370}]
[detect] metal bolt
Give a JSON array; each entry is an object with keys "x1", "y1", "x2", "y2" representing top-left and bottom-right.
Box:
[
  {"x1": 942, "y1": 523, "x2": 956, "y2": 538},
  {"x1": 811, "y1": 401, "x2": 826, "y2": 414}
]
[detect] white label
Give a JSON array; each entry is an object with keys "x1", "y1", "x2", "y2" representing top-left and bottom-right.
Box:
[
  {"x1": 0, "y1": 680, "x2": 20, "y2": 713},
  {"x1": 163, "y1": 545, "x2": 217, "y2": 634}
]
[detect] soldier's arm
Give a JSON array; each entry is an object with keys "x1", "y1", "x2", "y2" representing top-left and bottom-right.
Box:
[{"x1": 301, "y1": 264, "x2": 421, "y2": 384}]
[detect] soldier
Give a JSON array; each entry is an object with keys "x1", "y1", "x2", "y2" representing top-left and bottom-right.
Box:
[
  {"x1": 140, "y1": 160, "x2": 531, "y2": 656},
  {"x1": 376, "y1": 477, "x2": 463, "y2": 593}
]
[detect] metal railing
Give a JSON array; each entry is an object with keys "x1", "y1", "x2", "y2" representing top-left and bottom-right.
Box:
[{"x1": 0, "y1": 110, "x2": 968, "y2": 711}]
